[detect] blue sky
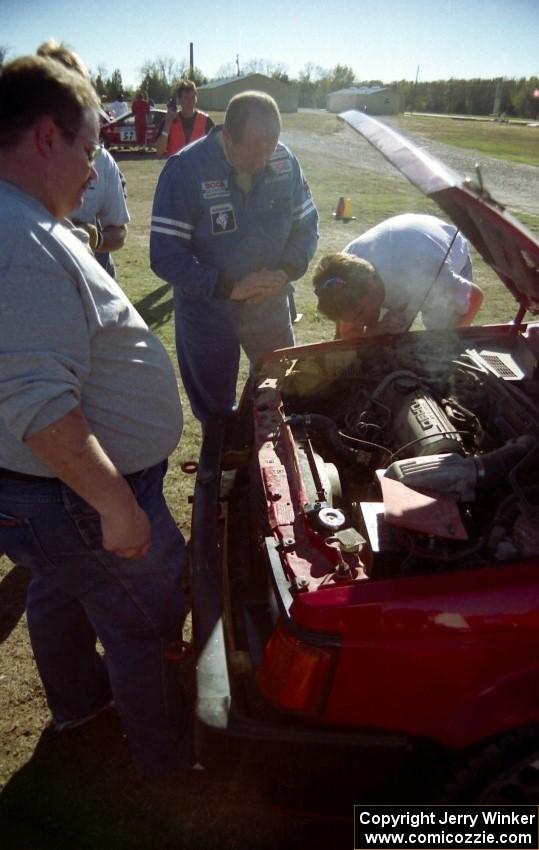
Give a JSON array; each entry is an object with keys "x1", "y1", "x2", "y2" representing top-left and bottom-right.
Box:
[{"x1": 1, "y1": 0, "x2": 537, "y2": 88}]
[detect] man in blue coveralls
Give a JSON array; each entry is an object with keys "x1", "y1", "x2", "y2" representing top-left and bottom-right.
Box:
[{"x1": 150, "y1": 91, "x2": 319, "y2": 422}]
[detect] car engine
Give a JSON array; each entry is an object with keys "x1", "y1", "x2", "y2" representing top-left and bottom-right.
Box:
[{"x1": 254, "y1": 329, "x2": 539, "y2": 581}]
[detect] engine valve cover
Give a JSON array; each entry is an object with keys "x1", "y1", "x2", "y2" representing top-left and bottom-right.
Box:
[{"x1": 383, "y1": 383, "x2": 464, "y2": 457}]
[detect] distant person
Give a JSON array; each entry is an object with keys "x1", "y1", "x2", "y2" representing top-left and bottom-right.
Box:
[
  {"x1": 0, "y1": 54, "x2": 194, "y2": 778},
  {"x1": 37, "y1": 40, "x2": 130, "y2": 279},
  {"x1": 150, "y1": 91, "x2": 319, "y2": 422},
  {"x1": 110, "y1": 93, "x2": 129, "y2": 118},
  {"x1": 156, "y1": 79, "x2": 214, "y2": 157},
  {"x1": 313, "y1": 213, "x2": 483, "y2": 339},
  {"x1": 131, "y1": 91, "x2": 150, "y2": 146}
]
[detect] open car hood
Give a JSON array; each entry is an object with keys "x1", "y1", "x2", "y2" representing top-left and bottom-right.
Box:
[{"x1": 340, "y1": 110, "x2": 539, "y2": 317}]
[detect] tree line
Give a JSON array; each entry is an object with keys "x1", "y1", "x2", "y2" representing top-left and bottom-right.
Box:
[
  {"x1": 96, "y1": 57, "x2": 538, "y2": 120},
  {"x1": 1, "y1": 45, "x2": 537, "y2": 119}
]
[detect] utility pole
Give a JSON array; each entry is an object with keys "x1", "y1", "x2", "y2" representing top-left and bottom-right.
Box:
[
  {"x1": 189, "y1": 42, "x2": 194, "y2": 78},
  {"x1": 411, "y1": 65, "x2": 419, "y2": 113},
  {"x1": 236, "y1": 54, "x2": 240, "y2": 77},
  {"x1": 492, "y1": 80, "x2": 502, "y2": 117}
]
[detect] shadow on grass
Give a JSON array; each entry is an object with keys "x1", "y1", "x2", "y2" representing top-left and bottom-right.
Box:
[
  {"x1": 0, "y1": 708, "x2": 356, "y2": 850},
  {"x1": 133, "y1": 283, "x2": 174, "y2": 332},
  {"x1": 0, "y1": 564, "x2": 29, "y2": 643}
]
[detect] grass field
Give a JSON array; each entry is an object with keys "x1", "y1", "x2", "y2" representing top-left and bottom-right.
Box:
[
  {"x1": 0, "y1": 112, "x2": 538, "y2": 850},
  {"x1": 399, "y1": 113, "x2": 539, "y2": 167}
]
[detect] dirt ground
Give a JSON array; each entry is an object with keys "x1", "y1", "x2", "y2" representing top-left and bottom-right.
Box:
[{"x1": 1, "y1": 123, "x2": 538, "y2": 849}]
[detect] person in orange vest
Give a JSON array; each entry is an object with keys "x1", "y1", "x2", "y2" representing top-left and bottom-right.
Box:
[
  {"x1": 131, "y1": 91, "x2": 150, "y2": 146},
  {"x1": 156, "y1": 79, "x2": 214, "y2": 157}
]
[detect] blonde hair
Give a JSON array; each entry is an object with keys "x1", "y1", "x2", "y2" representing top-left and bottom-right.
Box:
[
  {"x1": 312, "y1": 252, "x2": 376, "y2": 321},
  {"x1": 36, "y1": 39, "x2": 91, "y2": 80}
]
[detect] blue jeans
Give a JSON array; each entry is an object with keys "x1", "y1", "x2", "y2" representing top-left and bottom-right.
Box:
[
  {"x1": 0, "y1": 462, "x2": 192, "y2": 777},
  {"x1": 96, "y1": 251, "x2": 116, "y2": 278},
  {"x1": 174, "y1": 286, "x2": 294, "y2": 422}
]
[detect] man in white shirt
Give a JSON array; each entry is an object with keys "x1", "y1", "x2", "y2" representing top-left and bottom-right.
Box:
[
  {"x1": 37, "y1": 41, "x2": 130, "y2": 278},
  {"x1": 71, "y1": 146, "x2": 129, "y2": 278},
  {"x1": 313, "y1": 213, "x2": 483, "y2": 339},
  {"x1": 110, "y1": 94, "x2": 129, "y2": 118}
]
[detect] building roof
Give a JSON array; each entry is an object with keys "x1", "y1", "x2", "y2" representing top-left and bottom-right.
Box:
[
  {"x1": 330, "y1": 86, "x2": 390, "y2": 96},
  {"x1": 199, "y1": 73, "x2": 293, "y2": 91}
]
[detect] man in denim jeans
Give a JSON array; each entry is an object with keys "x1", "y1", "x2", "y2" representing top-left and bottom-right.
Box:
[{"x1": 0, "y1": 56, "x2": 193, "y2": 778}]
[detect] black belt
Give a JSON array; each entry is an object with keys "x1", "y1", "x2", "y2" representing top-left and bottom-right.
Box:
[
  {"x1": 0, "y1": 468, "x2": 56, "y2": 483},
  {"x1": 0, "y1": 467, "x2": 148, "y2": 483}
]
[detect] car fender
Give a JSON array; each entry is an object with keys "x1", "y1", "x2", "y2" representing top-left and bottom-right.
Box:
[{"x1": 443, "y1": 667, "x2": 539, "y2": 749}]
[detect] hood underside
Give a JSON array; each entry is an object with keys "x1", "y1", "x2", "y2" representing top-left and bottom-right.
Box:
[{"x1": 340, "y1": 110, "x2": 539, "y2": 315}]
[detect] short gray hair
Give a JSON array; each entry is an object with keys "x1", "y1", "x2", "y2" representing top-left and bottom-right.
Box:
[
  {"x1": 224, "y1": 91, "x2": 281, "y2": 142},
  {"x1": 0, "y1": 55, "x2": 99, "y2": 149}
]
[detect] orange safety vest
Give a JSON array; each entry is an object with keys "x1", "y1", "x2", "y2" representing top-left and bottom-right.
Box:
[{"x1": 167, "y1": 111, "x2": 209, "y2": 155}]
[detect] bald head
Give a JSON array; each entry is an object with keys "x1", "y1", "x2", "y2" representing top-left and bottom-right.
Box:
[{"x1": 223, "y1": 91, "x2": 281, "y2": 175}]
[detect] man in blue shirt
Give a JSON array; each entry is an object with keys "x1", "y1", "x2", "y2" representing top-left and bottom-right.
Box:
[
  {"x1": 150, "y1": 91, "x2": 319, "y2": 422},
  {"x1": 0, "y1": 55, "x2": 193, "y2": 778}
]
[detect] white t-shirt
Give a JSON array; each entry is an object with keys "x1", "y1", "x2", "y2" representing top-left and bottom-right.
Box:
[
  {"x1": 71, "y1": 148, "x2": 130, "y2": 229},
  {"x1": 344, "y1": 213, "x2": 473, "y2": 329},
  {"x1": 110, "y1": 100, "x2": 130, "y2": 118}
]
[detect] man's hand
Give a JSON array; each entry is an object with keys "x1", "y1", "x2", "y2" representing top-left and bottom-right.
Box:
[
  {"x1": 367, "y1": 310, "x2": 409, "y2": 336},
  {"x1": 26, "y1": 406, "x2": 152, "y2": 560},
  {"x1": 230, "y1": 269, "x2": 288, "y2": 304},
  {"x1": 100, "y1": 499, "x2": 151, "y2": 559},
  {"x1": 72, "y1": 220, "x2": 101, "y2": 252}
]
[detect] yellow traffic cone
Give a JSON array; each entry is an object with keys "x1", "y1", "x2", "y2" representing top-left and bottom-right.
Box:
[{"x1": 342, "y1": 197, "x2": 355, "y2": 220}]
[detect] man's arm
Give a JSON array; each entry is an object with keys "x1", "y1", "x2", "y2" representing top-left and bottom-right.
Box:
[
  {"x1": 155, "y1": 109, "x2": 177, "y2": 157},
  {"x1": 422, "y1": 262, "x2": 484, "y2": 329},
  {"x1": 96, "y1": 223, "x2": 127, "y2": 253},
  {"x1": 72, "y1": 221, "x2": 127, "y2": 254},
  {"x1": 96, "y1": 154, "x2": 130, "y2": 252},
  {"x1": 457, "y1": 282, "x2": 483, "y2": 326},
  {"x1": 277, "y1": 157, "x2": 319, "y2": 280},
  {"x1": 73, "y1": 152, "x2": 130, "y2": 255},
  {"x1": 150, "y1": 156, "x2": 220, "y2": 298},
  {"x1": 26, "y1": 405, "x2": 150, "y2": 559}
]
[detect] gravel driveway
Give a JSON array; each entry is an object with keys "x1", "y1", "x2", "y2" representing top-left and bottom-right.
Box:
[{"x1": 282, "y1": 118, "x2": 539, "y2": 218}]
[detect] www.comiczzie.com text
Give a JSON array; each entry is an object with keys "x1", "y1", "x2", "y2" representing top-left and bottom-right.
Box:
[{"x1": 354, "y1": 805, "x2": 538, "y2": 849}]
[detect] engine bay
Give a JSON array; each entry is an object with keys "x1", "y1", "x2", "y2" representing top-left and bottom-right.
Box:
[{"x1": 252, "y1": 327, "x2": 539, "y2": 585}]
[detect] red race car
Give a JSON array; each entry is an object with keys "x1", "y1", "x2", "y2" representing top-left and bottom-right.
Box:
[
  {"x1": 100, "y1": 108, "x2": 166, "y2": 150},
  {"x1": 191, "y1": 112, "x2": 539, "y2": 803}
]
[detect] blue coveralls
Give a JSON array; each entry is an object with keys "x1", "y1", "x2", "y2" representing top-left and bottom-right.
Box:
[{"x1": 150, "y1": 125, "x2": 319, "y2": 422}]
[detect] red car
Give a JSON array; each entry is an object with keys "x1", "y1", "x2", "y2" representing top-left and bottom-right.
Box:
[
  {"x1": 100, "y1": 108, "x2": 166, "y2": 150},
  {"x1": 191, "y1": 112, "x2": 539, "y2": 803}
]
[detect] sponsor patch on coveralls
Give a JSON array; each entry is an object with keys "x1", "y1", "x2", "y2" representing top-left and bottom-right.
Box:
[
  {"x1": 210, "y1": 204, "x2": 237, "y2": 234},
  {"x1": 202, "y1": 180, "x2": 229, "y2": 199},
  {"x1": 270, "y1": 157, "x2": 292, "y2": 175}
]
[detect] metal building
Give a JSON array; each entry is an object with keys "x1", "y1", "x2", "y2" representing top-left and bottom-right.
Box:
[
  {"x1": 197, "y1": 73, "x2": 299, "y2": 113},
  {"x1": 327, "y1": 85, "x2": 402, "y2": 115}
]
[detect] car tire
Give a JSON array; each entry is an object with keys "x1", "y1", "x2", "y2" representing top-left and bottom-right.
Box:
[{"x1": 441, "y1": 726, "x2": 539, "y2": 802}]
